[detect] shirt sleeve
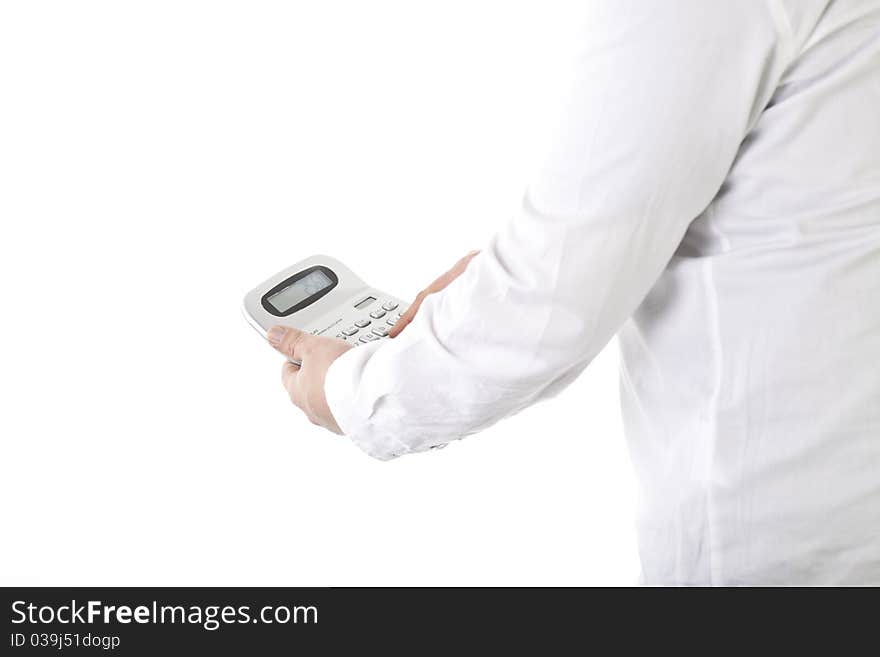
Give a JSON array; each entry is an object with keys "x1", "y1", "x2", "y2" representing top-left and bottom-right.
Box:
[{"x1": 324, "y1": 0, "x2": 794, "y2": 460}]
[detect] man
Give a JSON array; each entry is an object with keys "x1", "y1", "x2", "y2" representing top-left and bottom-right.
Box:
[{"x1": 266, "y1": 0, "x2": 880, "y2": 585}]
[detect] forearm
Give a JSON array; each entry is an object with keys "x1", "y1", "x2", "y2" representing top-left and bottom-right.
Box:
[{"x1": 325, "y1": 183, "x2": 692, "y2": 460}]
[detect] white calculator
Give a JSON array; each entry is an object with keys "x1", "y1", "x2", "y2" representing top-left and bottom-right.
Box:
[{"x1": 242, "y1": 255, "x2": 408, "y2": 365}]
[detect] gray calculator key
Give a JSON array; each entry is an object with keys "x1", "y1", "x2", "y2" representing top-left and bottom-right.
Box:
[
  {"x1": 381, "y1": 301, "x2": 399, "y2": 311},
  {"x1": 372, "y1": 326, "x2": 388, "y2": 337},
  {"x1": 354, "y1": 319, "x2": 371, "y2": 328},
  {"x1": 358, "y1": 335, "x2": 373, "y2": 344},
  {"x1": 369, "y1": 309, "x2": 386, "y2": 319},
  {"x1": 386, "y1": 316, "x2": 398, "y2": 326},
  {"x1": 342, "y1": 326, "x2": 359, "y2": 336}
]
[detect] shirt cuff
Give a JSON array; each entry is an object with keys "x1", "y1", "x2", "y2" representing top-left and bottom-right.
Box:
[{"x1": 324, "y1": 341, "x2": 401, "y2": 461}]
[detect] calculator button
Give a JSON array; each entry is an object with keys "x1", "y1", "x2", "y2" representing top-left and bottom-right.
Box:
[
  {"x1": 335, "y1": 333, "x2": 345, "y2": 339},
  {"x1": 369, "y1": 309, "x2": 386, "y2": 319},
  {"x1": 354, "y1": 319, "x2": 371, "y2": 328},
  {"x1": 372, "y1": 326, "x2": 388, "y2": 337},
  {"x1": 386, "y1": 316, "x2": 398, "y2": 326},
  {"x1": 358, "y1": 335, "x2": 372, "y2": 344},
  {"x1": 382, "y1": 301, "x2": 399, "y2": 311},
  {"x1": 342, "y1": 327, "x2": 359, "y2": 336}
]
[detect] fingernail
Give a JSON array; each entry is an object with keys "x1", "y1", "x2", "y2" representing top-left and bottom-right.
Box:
[{"x1": 267, "y1": 326, "x2": 286, "y2": 347}]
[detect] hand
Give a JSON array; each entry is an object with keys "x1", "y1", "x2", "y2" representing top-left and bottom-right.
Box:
[
  {"x1": 388, "y1": 250, "x2": 480, "y2": 338},
  {"x1": 267, "y1": 326, "x2": 353, "y2": 434}
]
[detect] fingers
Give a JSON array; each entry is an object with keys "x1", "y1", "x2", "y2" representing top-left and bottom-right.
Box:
[
  {"x1": 281, "y1": 360, "x2": 299, "y2": 396},
  {"x1": 282, "y1": 360, "x2": 307, "y2": 413},
  {"x1": 267, "y1": 325, "x2": 309, "y2": 361},
  {"x1": 387, "y1": 289, "x2": 425, "y2": 337},
  {"x1": 439, "y1": 249, "x2": 480, "y2": 286},
  {"x1": 388, "y1": 250, "x2": 480, "y2": 338}
]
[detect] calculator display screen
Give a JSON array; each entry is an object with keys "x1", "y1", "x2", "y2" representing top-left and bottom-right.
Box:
[{"x1": 266, "y1": 269, "x2": 333, "y2": 314}]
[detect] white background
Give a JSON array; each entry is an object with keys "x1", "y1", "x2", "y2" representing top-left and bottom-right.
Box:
[{"x1": 0, "y1": 1, "x2": 639, "y2": 585}]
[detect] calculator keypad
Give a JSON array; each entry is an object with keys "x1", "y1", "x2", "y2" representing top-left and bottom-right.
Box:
[{"x1": 331, "y1": 302, "x2": 405, "y2": 347}]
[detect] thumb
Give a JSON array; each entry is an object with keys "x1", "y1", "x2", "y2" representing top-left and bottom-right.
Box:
[{"x1": 267, "y1": 325, "x2": 308, "y2": 360}]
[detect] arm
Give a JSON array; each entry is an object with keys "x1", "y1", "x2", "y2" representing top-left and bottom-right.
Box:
[{"x1": 291, "y1": 0, "x2": 794, "y2": 459}]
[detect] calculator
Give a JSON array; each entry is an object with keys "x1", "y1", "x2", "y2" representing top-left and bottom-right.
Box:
[{"x1": 242, "y1": 255, "x2": 408, "y2": 365}]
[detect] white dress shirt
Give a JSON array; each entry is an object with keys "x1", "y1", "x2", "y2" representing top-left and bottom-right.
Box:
[{"x1": 325, "y1": 0, "x2": 880, "y2": 585}]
